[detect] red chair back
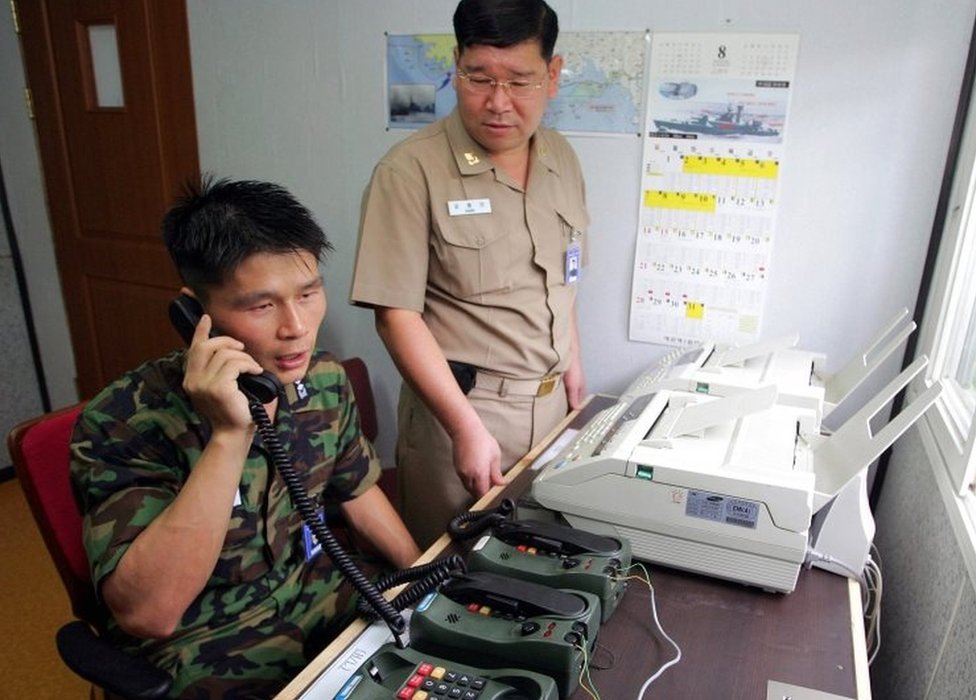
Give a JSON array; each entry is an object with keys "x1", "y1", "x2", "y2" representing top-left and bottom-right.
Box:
[
  {"x1": 8, "y1": 359, "x2": 386, "y2": 626},
  {"x1": 7, "y1": 403, "x2": 100, "y2": 625},
  {"x1": 341, "y1": 356, "x2": 378, "y2": 443},
  {"x1": 340, "y1": 356, "x2": 397, "y2": 507}
]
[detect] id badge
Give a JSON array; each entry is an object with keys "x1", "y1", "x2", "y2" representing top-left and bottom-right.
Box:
[
  {"x1": 301, "y1": 509, "x2": 326, "y2": 561},
  {"x1": 565, "y1": 242, "x2": 582, "y2": 284}
]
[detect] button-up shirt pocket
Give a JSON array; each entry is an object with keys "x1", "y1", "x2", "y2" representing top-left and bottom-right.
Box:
[{"x1": 431, "y1": 209, "x2": 511, "y2": 298}]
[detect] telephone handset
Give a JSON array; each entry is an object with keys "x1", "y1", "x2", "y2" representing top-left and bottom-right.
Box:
[
  {"x1": 168, "y1": 294, "x2": 282, "y2": 403},
  {"x1": 440, "y1": 570, "x2": 589, "y2": 620},
  {"x1": 168, "y1": 293, "x2": 412, "y2": 642},
  {"x1": 449, "y1": 500, "x2": 632, "y2": 622},
  {"x1": 410, "y1": 570, "x2": 601, "y2": 699}
]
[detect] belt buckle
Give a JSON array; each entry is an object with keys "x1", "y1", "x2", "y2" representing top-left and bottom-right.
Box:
[{"x1": 537, "y1": 374, "x2": 558, "y2": 397}]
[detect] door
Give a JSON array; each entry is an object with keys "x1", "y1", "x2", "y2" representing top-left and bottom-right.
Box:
[{"x1": 18, "y1": 0, "x2": 199, "y2": 398}]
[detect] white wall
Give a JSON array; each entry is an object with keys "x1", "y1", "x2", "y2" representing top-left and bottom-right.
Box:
[
  {"x1": 0, "y1": 11, "x2": 78, "y2": 455},
  {"x1": 2, "y1": 1, "x2": 969, "y2": 461},
  {"x1": 187, "y1": 0, "x2": 976, "y2": 463}
]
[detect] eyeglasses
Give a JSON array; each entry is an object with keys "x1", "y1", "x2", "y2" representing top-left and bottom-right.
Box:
[{"x1": 456, "y1": 69, "x2": 546, "y2": 99}]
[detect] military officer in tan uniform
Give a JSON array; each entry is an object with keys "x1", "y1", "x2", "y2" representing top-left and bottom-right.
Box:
[{"x1": 351, "y1": 0, "x2": 589, "y2": 548}]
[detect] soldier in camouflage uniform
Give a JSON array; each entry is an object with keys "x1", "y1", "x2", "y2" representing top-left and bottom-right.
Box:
[{"x1": 70, "y1": 178, "x2": 421, "y2": 698}]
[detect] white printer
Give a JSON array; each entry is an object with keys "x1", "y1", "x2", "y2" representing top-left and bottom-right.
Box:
[{"x1": 531, "y1": 309, "x2": 943, "y2": 592}]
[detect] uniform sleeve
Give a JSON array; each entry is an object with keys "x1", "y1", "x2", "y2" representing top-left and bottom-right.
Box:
[
  {"x1": 70, "y1": 399, "x2": 186, "y2": 593},
  {"x1": 350, "y1": 158, "x2": 431, "y2": 313},
  {"x1": 322, "y1": 366, "x2": 382, "y2": 502}
]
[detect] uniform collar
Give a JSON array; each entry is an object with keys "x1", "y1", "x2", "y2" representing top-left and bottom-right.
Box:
[{"x1": 445, "y1": 108, "x2": 560, "y2": 179}]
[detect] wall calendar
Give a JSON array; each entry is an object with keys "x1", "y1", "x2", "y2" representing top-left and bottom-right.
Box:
[{"x1": 629, "y1": 33, "x2": 799, "y2": 347}]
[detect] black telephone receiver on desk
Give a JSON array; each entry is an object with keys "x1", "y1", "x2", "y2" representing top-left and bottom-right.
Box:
[
  {"x1": 448, "y1": 499, "x2": 632, "y2": 623},
  {"x1": 168, "y1": 294, "x2": 282, "y2": 403},
  {"x1": 408, "y1": 570, "x2": 601, "y2": 699}
]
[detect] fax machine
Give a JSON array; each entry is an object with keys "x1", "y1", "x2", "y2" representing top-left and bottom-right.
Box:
[{"x1": 532, "y1": 309, "x2": 943, "y2": 592}]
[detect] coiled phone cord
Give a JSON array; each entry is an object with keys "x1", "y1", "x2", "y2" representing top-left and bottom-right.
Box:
[
  {"x1": 248, "y1": 398, "x2": 407, "y2": 643},
  {"x1": 356, "y1": 554, "x2": 467, "y2": 621},
  {"x1": 447, "y1": 498, "x2": 516, "y2": 540}
]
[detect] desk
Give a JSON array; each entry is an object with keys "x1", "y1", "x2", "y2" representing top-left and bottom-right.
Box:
[{"x1": 276, "y1": 396, "x2": 871, "y2": 700}]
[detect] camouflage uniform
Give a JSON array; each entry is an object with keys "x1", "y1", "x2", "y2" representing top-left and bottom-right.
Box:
[{"x1": 70, "y1": 350, "x2": 383, "y2": 698}]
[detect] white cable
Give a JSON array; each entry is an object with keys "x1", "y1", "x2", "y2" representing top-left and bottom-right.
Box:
[
  {"x1": 804, "y1": 547, "x2": 866, "y2": 585},
  {"x1": 806, "y1": 547, "x2": 884, "y2": 666},
  {"x1": 626, "y1": 563, "x2": 682, "y2": 700}
]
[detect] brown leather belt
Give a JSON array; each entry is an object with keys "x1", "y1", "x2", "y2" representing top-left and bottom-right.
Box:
[{"x1": 474, "y1": 371, "x2": 561, "y2": 398}]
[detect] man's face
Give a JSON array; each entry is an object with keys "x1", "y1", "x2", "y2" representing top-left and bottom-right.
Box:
[
  {"x1": 204, "y1": 250, "x2": 326, "y2": 385},
  {"x1": 454, "y1": 40, "x2": 561, "y2": 160}
]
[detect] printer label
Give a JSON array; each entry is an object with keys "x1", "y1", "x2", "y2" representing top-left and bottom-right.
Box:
[{"x1": 686, "y1": 490, "x2": 759, "y2": 529}]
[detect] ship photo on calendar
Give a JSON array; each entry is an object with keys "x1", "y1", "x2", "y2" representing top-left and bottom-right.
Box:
[{"x1": 649, "y1": 77, "x2": 789, "y2": 143}]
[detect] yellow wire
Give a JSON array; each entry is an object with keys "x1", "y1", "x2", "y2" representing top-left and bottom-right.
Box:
[{"x1": 575, "y1": 640, "x2": 602, "y2": 700}]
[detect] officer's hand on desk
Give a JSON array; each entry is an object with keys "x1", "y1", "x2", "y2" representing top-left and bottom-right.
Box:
[{"x1": 453, "y1": 423, "x2": 504, "y2": 497}]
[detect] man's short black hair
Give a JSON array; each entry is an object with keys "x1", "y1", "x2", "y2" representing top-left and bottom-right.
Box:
[
  {"x1": 453, "y1": 0, "x2": 559, "y2": 62},
  {"x1": 162, "y1": 176, "x2": 332, "y2": 297}
]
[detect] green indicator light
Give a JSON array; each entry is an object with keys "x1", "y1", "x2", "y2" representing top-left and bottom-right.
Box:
[
  {"x1": 695, "y1": 382, "x2": 709, "y2": 393},
  {"x1": 636, "y1": 466, "x2": 654, "y2": 480}
]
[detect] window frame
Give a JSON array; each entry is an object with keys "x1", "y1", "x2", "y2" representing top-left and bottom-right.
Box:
[
  {"x1": 916, "y1": 91, "x2": 976, "y2": 495},
  {"x1": 912, "y1": 21, "x2": 976, "y2": 586}
]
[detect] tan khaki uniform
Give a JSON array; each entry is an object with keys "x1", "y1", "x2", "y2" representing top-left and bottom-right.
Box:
[{"x1": 351, "y1": 109, "x2": 589, "y2": 547}]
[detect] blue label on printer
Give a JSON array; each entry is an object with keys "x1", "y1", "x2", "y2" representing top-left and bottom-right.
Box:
[{"x1": 685, "y1": 490, "x2": 759, "y2": 529}]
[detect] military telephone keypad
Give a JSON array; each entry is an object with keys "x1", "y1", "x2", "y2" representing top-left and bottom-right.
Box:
[
  {"x1": 332, "y1": 643, "x2": 558, "y2": 700},
  {"x1": 396, "y1": 660, "x2": 485, "y2": 699},
  {"x1": 409, "y1": 572, "x2": 601, "y2": 699}
]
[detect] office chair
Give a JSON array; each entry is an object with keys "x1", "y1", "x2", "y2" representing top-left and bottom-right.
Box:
[
  {"x1": 7, "y1": 358, "x2": 388, "y2": 699},
  {"x1": 8, "y1": 402, "x2": 172, "y2": 700},
  {"x1": 340, "y1": 356, "x2": 397, "y2": 506}
]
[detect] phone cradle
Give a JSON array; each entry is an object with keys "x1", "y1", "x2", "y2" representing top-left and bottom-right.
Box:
[
  {"x1": 466, "y1": 519, "x2": 631, "y2": 622},
  {"x1": 409, "y1": 571, "x2": 601, "y2": 699},
  {"x1": 332, "y1": 642, "x2": 558, "y2": 700}
]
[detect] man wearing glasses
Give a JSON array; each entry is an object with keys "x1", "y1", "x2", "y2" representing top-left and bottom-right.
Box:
[{"x1": 351, "y1": 0, "x2": 589, "y2": 548}]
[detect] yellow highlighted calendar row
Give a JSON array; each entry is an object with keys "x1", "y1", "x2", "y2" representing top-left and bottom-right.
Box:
[
  {"x1": 682, "y1": 155, "x2": 779, "y2": 178},
  {"x1": 644, "y1": 190, "x2": 717, "y2": 212}
]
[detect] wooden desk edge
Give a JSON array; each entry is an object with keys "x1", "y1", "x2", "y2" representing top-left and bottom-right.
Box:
[
  {"x1": 848, "y1": 577, "x2": 873, "y2": 699},
  {"x1": 275, "y1": 397, "x2": 874, "y2": 700},
  {"x1": 273, "y1": 399, "x2": 588, "y2": 699}
]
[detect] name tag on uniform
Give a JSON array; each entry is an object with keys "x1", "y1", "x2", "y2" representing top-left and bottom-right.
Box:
[
  {"x1": 566, "y1": 242, "x2": 582, "y2": 284},
  {"x1": 302, "y1": 509, "x2": 327, "y2": 561},
  {"x1": 448, "y1": 198, "x2": 491, "y2": 216}
]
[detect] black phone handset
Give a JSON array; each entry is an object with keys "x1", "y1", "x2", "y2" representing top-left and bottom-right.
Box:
[
  {"x1": 410, "y1": 570, "x2": 602, "y2": 699},
  {"x1": 448, "y1": 499, "x2": 632, "y2": 623},
  {"x1": 168, "y1": 295, "x2": 281, "y2": 403},
  {"x1": 167, "y1": 295, "x2": 412, "y2": 642}
]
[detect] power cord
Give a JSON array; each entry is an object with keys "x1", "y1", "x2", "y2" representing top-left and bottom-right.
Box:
[
  {"x1": 804, "y1": 545, "x2": 884, "y2": 665},
  {"x1": 622, "y1": 563, "x2": 682, "y2": 699},
  {"x1": 864, "y1": 545, "x2": 883, "y2": 665}
]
